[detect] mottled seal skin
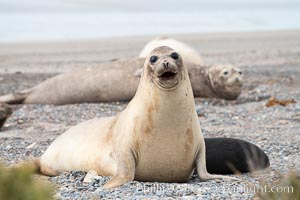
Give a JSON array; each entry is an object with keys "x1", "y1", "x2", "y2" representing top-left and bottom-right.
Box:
[
  {"x1": 0, "y1": 60, "x2": 243, "y2": 105},
  {"x1": 30, "y1": 47, "x2": 236, "y2": 189},
  {"x1": 139, "y1": 36, "x2": 203, "y2": 64},
  {"x1": 0, "y1": 103, "x2": 12, "y2": 130}
]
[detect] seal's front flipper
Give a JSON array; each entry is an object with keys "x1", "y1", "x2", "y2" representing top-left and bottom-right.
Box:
[
  {"x1": 103, "y1": 152, "x2": 136, "y2": 189},
  {"x1": 196, "y1": 142, "x2": 240, "y2": 181},
  {"x1": 0, "y1": 89, "x2": 31, "y2": 104}
]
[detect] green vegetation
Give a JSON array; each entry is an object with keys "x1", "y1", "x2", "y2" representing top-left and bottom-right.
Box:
[
  {"x1": 257, "y1": 171, "x2": 300, "y2": 200},
  {"x1": 0, "y1": 163, "x2": 54, "y2": 200}
]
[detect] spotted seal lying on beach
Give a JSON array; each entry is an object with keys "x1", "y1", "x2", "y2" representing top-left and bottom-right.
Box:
[
  {"x1": 28, "y1": 46, "x2": 241, "y2": 189},
  {"x1": 0, "y1": 59, "x2": 243, "y2": 105},
  {"x1": 0, "y1": 103, "x2": 12, "y2": 130},
  {"x1": 139, "y1": 36, "x2": 203, "y2": 64}
]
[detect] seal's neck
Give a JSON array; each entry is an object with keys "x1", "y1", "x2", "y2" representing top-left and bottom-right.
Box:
[{"x1": 133, "y1": 68, "x2": 196, "y2": 115}]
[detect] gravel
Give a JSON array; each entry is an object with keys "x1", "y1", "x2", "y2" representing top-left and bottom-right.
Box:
[{"x1": 1, "y1": 64, "x2": 299, "y2": 199}]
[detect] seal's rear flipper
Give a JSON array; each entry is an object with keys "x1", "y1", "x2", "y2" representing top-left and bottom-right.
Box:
[
  {"x1": 204, "y1": 138, "x2": 270, "y2": 174},
  {"x1": 0, "y1": 89, "x2": 31, "y2": 104},
  {"x1": 10, "y1": 158, "x2": 41, "y2": 173}
]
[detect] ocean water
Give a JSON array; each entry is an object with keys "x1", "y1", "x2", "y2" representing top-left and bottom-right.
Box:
[{"x1": 0, "y1": 0, "x2": 300, "y2": 42}]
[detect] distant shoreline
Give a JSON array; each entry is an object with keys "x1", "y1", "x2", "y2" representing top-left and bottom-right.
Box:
[
  {"x1": 1, "y1": 9, "x2": 300, "y2": 42},
  {"x1": 0, "y1": 30, "x2": 300, "y2": 75},
  {"x1": 0, "y1": 29, "x2": 299, "y2": 45}
]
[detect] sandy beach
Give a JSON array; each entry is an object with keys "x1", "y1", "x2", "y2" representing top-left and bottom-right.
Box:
[{"x1": 0, "y1": 30, "x2": 299, "y2": 199}]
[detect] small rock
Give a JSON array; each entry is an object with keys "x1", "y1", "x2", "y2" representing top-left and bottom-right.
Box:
[
  {"x1": 83, "y1": 170, "x2": 99, "y2": 183},
  {"x1": 196, "y1": 106, "x2": 206, "y2": 117},
  {"x1": 26, "y1": 142, "x2": 37, "y2": 149}
]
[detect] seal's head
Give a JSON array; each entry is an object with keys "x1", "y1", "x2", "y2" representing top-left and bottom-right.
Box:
[
  {"x1": 144, "y1": 46, "x2": 184, "y2": 90},
  {"x1": 209, "y1": 65, "x2": 243, "y2": 100}
]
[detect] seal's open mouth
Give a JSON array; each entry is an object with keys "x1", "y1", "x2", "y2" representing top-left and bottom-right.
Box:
[{"x1": 159, "y1": 71, "x2": 178, "y2": 81}]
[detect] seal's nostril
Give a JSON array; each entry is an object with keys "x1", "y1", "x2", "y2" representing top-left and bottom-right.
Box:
[
  {"x1": 235, "y1": 77, "x2": 239, "y2": 82},
  {"x1": 163, "y1": 62, "x2": 168, "y2": 68}
]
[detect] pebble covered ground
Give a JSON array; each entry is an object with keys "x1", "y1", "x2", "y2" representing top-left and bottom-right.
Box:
[{"x1": 0, "y1": 31, "x2": 300, "y2": 199}]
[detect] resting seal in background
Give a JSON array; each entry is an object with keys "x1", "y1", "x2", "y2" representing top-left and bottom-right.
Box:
[
  {"x1": 0, "y1": 103, "x2": 12, "y2": 130},
  {"x1": 0, "y1": 59, "x2": 243, "y2": 105},
  {"x1": 28, "y1": 47, "x2": 238, "y2": 189},
  {"x1": 139, "y1": 36, "x2": 203, "y2": 64}
]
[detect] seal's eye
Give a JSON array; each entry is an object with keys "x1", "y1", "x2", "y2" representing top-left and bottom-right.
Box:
[
  {"x1": 239, "y1": 71, "x2": 242, "y2": 75},
  {"x1": 223, "y1": 71, "x2": 229, "y2": 75},
  {"x1": 170, "y1": 52, "x2": 179, "y2": 60},
  {"x1": 150, "y1": 55, "x2": 158, "y2": 63}
]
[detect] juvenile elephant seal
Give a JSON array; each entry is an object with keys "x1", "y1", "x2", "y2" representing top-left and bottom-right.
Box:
[
  {"x1": 0, "y1": 60, "x2": 243, "y2": 105},
  {"x1": 190, "y1": 64, "x2": 243, "y2": 100},
  {"x1": 204, "y1": 138, "x2": 270, "y2": 174},
  {"x1": 31, "y1": 47, "x2": 236, "y2": 189},
  {"x1": 139, "y1": 36, "x2": 203, "y2": 64},
  {"x1": 0, "y1": 103, "x2": 12, "y2": 130}
]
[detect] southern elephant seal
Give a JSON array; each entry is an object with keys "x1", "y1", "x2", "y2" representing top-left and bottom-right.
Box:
[
  {"x1": 29, "y1": 46, "x2": 238, "y2": 189},
  {"x1": 139, "y1": 36, "x2": 203, "y2": 64},
  {"x1": 204, "y1": 138, "x2": 270, "y2": 174}
]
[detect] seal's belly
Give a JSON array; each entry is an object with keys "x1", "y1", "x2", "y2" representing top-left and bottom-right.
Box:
[{"x1": 134, "y1": 137, "x2": 196, "y2": 182}]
